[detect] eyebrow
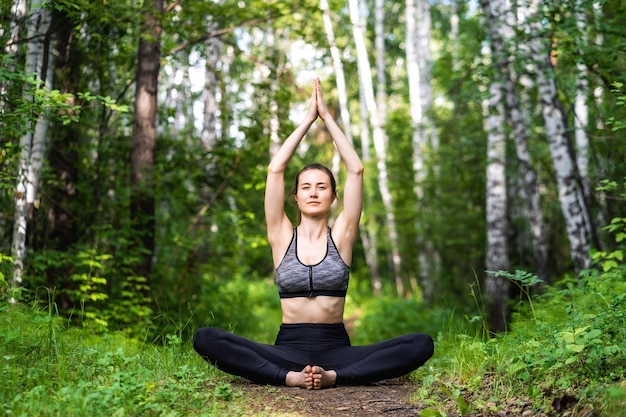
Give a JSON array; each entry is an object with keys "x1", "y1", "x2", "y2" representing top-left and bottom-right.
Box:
[{"x1": 300, "y1": 181, "x2": 328, "y2": 186}]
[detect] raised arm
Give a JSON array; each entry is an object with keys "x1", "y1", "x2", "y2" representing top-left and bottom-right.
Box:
[
  {"x1": 315, "y1": 79, "x2": 364, "y2": 262},
  {"x1": 265, "y1": 84, "x2": 318, "y2": 265}
]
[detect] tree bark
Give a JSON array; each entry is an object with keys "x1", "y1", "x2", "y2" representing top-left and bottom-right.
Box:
[
  {"x1": 130, "y1": 0, "x2": 163, "y2": 282},
  {"x1": 480, "y1": 0, "x2": 511, "y2": 333},
  {"x1": 524, "y1": 0, "x2": 592, "y2": 274},
  {"x1": 321, "y1": 0, "x2": 381, "y2": 294},
  {"x1": 574, "y1": 0, "x2": 592, "y2": 207},
  {"x1": 350, "y1": 0, "x2": 403, "y2": 295},
  {"x1": 496, "y1": 0, "x2": 549, "y2": 284},
  {"x1": 406, "y1": 0, "x2": 440, "y2": 301},
  {"x1": 10, "y1": 0, "x2": 53, "y2": 298}
]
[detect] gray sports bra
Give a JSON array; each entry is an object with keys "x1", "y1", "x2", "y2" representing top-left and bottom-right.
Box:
[{"x1": 275, "y1": 227, "x2": 350, "y2": 298}]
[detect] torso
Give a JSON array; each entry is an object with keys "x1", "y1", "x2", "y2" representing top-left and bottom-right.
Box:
[
  {"x1": 275, "y1": 227, "x2": 349, "y2": 324},
  {"x1": 280, "y1": 296, "x2": 345, "y2": 324}
]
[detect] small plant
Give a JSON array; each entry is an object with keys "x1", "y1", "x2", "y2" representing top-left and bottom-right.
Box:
[
  {"x1": 487, "y1": 269, "x2": 542, "y2": 322},
  {"x1": 0, "y1": 253, "x2": 15, "y2": 301}
]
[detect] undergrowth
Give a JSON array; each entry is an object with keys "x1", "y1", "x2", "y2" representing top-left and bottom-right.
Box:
[
  {"x1": 411, "y1": 206, "x2": 626, "y2": 417},
  {"x1": 0, "y1": 301, "x2": 244, "y2": 417}
]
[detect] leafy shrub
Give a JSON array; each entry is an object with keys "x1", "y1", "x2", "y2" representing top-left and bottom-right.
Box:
[{"x1": 351, "y1": 296, "x2": 457, "y2": 345}]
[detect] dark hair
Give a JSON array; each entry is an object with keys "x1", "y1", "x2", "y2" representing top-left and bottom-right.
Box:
[{"x1": 292, "y1": 163, "x2": 337, "y2": 197}]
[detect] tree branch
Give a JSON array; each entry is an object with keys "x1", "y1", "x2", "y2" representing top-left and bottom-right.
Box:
[{"x1": 166, "y1": 18, "x2": 268, "y2": 56}]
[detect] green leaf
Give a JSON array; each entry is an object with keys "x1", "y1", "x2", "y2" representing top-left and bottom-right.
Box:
[
  {"x1": 420, "y1": 409, "x2": 445, "y2": 417},
  {"x1": 566, "y1": 344, "x2": 585, "y2": 353}
]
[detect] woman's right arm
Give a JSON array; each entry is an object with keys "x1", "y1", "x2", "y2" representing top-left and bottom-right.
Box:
[{"x1": 265, "y1": 86, "x2": 318, "y2": 263}]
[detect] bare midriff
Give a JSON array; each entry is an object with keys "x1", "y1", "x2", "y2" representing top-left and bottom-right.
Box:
[{"x1": 280, "y1": 296, "x2": 345, "y2": 324}]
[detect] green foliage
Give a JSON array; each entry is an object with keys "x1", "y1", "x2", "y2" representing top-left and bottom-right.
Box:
[
  {"x1": 351, "y1": 295, "x2": 461, "y2": 345},
  {"x1": 413, "y1": 211, "x2": 626, "y2": 416},
  {"x1": 0, "y1": 302, "x2": 246, "y2": 417},
  {"x1": 0, "y1": 56, "x2": 80, "y2": 138},
  {"x1": 488, "y1": 269, "x2": 543, "y2": 322},
  {"x1": 606, "y1": 82, "x2": 626, "y2": 132},
  {"x1": 0, "y1": 252, "x2": 14, "y2": 298}
]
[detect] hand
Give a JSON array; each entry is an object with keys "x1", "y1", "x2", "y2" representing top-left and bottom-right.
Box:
[
  {"x1": 303, "y1": 80, "x2": 319, "y2": 124},
  {"x1": 314, "y1": 78, "x2": 331, "y2": 121}
]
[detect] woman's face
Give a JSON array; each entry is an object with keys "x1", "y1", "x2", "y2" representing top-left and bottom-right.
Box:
[{"x1": 295, "y1": 169, "x2": 336, "y2": 217}]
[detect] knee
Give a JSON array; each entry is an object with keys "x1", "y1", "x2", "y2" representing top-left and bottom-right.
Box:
[
  {"x1": 193, "y1": 327, "x2": 224, "y2": 357},
  {"x1": 409, "y1": 333, "x2": 434, "y2": 362}
]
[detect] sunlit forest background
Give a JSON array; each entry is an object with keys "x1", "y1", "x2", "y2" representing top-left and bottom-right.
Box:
[
  {"x1": 2, "y1": 0, "x2": 626, "y2": 415},
  {"x1": 1, "y1": 0, "x2": 625, "y2": 342}
]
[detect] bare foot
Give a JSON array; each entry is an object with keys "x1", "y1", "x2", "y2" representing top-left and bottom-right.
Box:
[
  {"x1": 310, "y1": 366, "x2": 337, "y2": 389},
  {"x1": 286, "y1": 365, "x2": 314, "y2": 388}
]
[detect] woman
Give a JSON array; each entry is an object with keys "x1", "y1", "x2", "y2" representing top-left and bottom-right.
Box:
[{"x1": 193, "y1": 78, "x2": 434, "y2": 389}]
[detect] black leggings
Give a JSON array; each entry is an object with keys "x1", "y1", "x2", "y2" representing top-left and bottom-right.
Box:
[{"x1": 193, "y1": 323, "x2": 434, "y2": 386}]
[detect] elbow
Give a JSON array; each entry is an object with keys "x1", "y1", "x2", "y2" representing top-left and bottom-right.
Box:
[
  {"x1": 351, "y1": 163, "x2": 364, "y2": 177},
  {"x1": 267, "y1": 162, "x2": 284, "y2": 175}
]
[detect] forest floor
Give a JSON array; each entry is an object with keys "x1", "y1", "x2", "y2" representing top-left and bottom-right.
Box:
[
  {"x1": 239, "y1": 378, "x2": 426, "y2": 416},
  {"x1": 234, "y1": 378, "x2": 595, "y2": 417}
]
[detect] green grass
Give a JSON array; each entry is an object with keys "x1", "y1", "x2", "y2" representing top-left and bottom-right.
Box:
[
  {"x1": 2, "y1": 264, "x2": 626, "y2": 416},
  {"x1": 410, "y1": 269, "x2": 626, "y2": 417},
  {"x1": 0, "y1": 302, "x2": 247, "y2": 417}
]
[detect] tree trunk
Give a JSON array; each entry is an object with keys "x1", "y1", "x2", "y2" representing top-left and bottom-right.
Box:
[
  {"x1": 321, "y1": 0, "x2": 381, "y2": 294},
  {"x1": 374, "y1": 0, "x2": 386, "y2": 122},
  {"x1": 480, "y1": 0, "x2": 511, "y2": 333},
  {"x1": 406, "y1": 0, "x2": 440, "y2": 301},
  {"x1": 524, "y1": 0, "x2": 592, "y2": 274},
  {"x1": 574, "y1": 0, "x2": 592, "y2": 206},
  {"x1": 130, "y1": 0, "x2": 163, "y2": 282},
  {"x1": 350, "y1": 0, "x2": 403, "y2": 295},
  {"x1": 1, "y1": 0, "x2": 26, "y2": 102},
  {"x1": 10, "y1": 0, "x2": 52, "y2": 298},
  {"x1": 495, "y1": 0, "x2": 549, "y2": 284}
]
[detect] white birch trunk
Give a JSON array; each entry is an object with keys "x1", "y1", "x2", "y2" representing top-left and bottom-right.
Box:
[
  {"x1": 574, "y1": 0, "x2": 592, "y2": 205},
  {"x1": 1, "y1": 0, "x2": 27, "y2": 108},
  {"x1": 497, "y1": 0, "x2": 549, "y2": 283},
  {"x1": 483, "y1": 79, "x2": 510, "y2": 332},
  {"x1": 11, "y1": 0, "x2": 52, "y2": 296},
  {"x1": 480, "y1": 0, "x2": 511, "y2": 332},
  {"x1": 450, "y1": 0, "x2": 460, "y2": 72},
  {"x1": 524, "y1": 0, "x2": 592, "y2": 273},
  {"x1": 266, "y1": 28, "x2": 281, "y2": 160},
  {"x1": 374, "y1": 0, "x2": 386, "y2": 122},
  {"x1": 358, "y1": 86, "x2": 381, "y2": 292},
  {"x1": 407, "y1": 0, "x2": 441, "y2": 300},
  {"x1": 350, "y1": 0, "x2": 403, "y2": 295},
  {"x1": 320, "y1": 0, "x2": 381, "y2": 294}
]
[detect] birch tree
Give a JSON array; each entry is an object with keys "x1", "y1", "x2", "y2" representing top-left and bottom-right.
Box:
[
  {"x1": 574, "y1": 0, "x2": 591, "y2": 203},
  {"x1": 1, "y1": 0, "x2": 26, "y2": 105},
  {"x1": 480, "y1": 0, "x2": 511, "y2": 332},
  {"x1": 495, "y1": 0, "x2": 549, "y2": 283},
  {"x1": 10, "y1": 0, "x2": 53, "y2": 297},
  {"x1": 350, "y1": 0, "x2": 404, "y2": 295},
  {"x1": 523, "y1": 0, "x2": 593, "y2": 274},
  {"x1": 406, "y1": 0, "x2": 440, "y2": 300},
  {"x1": 320, "y1": 0, "x2": 382, "y2": 294}
]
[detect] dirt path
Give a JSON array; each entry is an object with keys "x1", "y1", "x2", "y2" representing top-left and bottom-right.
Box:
[{"x1": 239, "y1": 378, "x2": 423, "y2": 416}]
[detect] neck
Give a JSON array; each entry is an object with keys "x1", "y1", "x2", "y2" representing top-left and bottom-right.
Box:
[{"x1": 297, "y1": 219, "x2": 327, "y2": 240}]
